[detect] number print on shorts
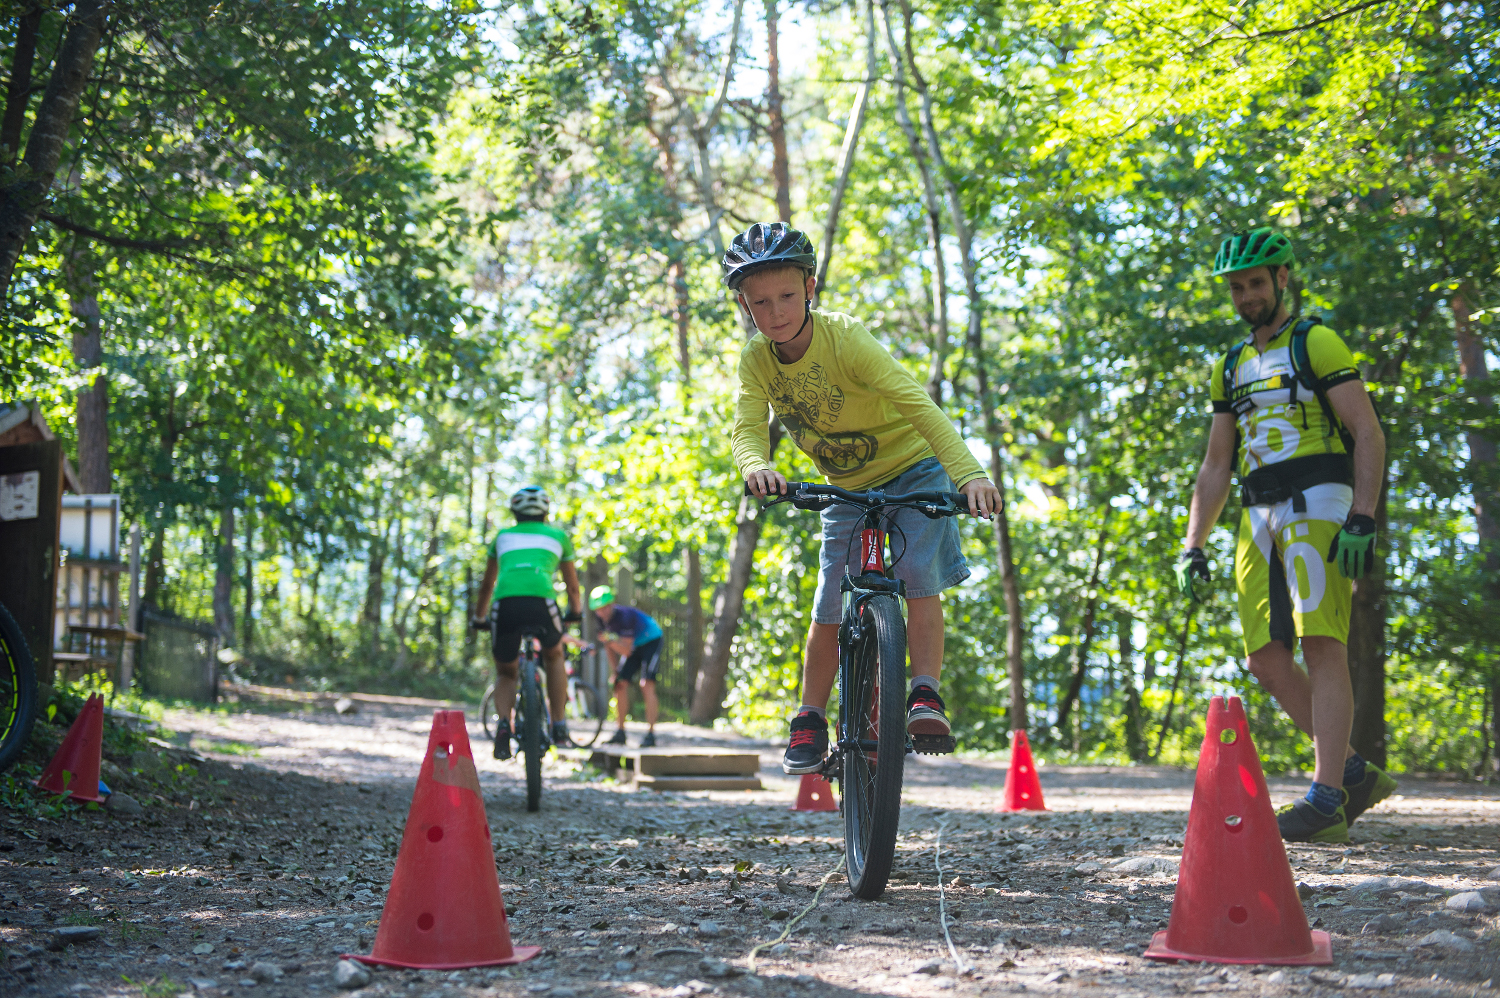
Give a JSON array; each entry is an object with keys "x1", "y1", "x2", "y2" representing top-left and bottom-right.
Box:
[
  {"x1": 1282, "y1": 540, "x2": 1327, "y2": 612},
  {"x1": 1246, "y1": 414, "x2": 1301, "y2": 468}
]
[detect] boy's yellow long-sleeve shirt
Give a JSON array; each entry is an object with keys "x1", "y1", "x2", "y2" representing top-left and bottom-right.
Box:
[{"x1": 731, "y1": 310, "x2": 987, "y2": 491}]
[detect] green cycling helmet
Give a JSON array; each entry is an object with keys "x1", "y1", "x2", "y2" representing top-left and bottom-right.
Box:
[
  {"x1": 588, "y1": 585, "x2": 615, "y2": 610},
  {"x1": 1213, "y1": 227, "x2": 1294, "y2": 276}
]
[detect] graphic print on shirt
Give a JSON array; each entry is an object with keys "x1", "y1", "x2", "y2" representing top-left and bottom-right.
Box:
[{"x1": 768, "y1": 363, "x2": 878, "y2": 477}]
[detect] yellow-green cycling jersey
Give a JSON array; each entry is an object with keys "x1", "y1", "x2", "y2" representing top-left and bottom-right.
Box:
[{"x1": 1209, "y1": 320, "x2": 1361, "y2": 478}]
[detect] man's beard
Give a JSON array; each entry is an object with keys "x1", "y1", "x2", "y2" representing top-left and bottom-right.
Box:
[{"x1": 1240, "y1": 299, "x2": 1278, "y2": 329}]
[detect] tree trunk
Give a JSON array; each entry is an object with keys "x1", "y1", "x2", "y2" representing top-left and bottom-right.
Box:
[
  {"x1": 688, "y1": 0, "x2": 743, "y2": 257},
  {"x1": 1119, "y1": 611, "x2": 1146, "y2": 761},
  {"x1": 242, "y1": 510, "x2": 255, "y2": 651},
  {"x1": 898, "y1": 3, "x2": 1027, "y2": 730},
  {"x1": 1053, "y1": 518, "x2": 1109, "y2": 734},
  {"x1": 1, "y1": 7, "x2": 42, "y2": 164},
  {"x1": 145, "y1": 518, "x2": 165, "y2": 608},
  {"x1": 1454, "y1": 289, "x2": 1499, "y2": 776},
  {"x1": 693, "y1": 495, "x2": 763, "y2": 724},
  {"x1": 64, "y1": 246, "x2": 109, "y2": 493},
  {"x1": 0, "y1": 0, "x2": 109, "y2": 297},
  {"x1": 878, "y1": 0, "x2": 948, "y2": 404},
  {"x1": 812, "y1": 0, "x2": 875, "y2": 306},
  {"x1": 672, "y1": 255, "x2": 692, "y2": 393},
  {"x1": 765, "y1": 0, "x2": 791, "y2": 223},
  {"x1": 213, "y1": 505, "x2": 236, "y2": 647},
  {"x1": 686, "y1": 546, "x2": 704, "y2": 697}
]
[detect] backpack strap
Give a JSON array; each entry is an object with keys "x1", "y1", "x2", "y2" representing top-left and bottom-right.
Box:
[
  {"x1": 1222, "y1": 340, "x2": 1250, "y2": 406},
  {"x1": 1288, "y1": 317, "x2": 1356, "y2": 452}
]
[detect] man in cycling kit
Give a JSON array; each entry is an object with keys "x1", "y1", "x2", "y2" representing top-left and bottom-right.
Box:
[
  {"x1": 472, "y1": 486, "x2": 583, "y2": 758},
  {"x1": 589, "y1": 585, "x2": 664, "y2": 748},
  {"x1": 725, "y1": 222, "x2": 1002, "y2": 776},
  {"x1": 1179, "y1": 228, "x2": 1396, "y2": 843}
]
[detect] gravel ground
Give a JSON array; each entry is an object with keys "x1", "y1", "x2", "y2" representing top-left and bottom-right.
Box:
[{"x1": 4, "y1": 691, "x2": 1500, "y2": 998}]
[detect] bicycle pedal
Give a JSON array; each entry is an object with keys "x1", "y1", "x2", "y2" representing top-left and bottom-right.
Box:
[{"x1": 910, "y1": 734, "x2": 956, "y2": 755}]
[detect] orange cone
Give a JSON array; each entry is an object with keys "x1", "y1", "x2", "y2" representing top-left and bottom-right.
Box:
[
  {"x1": 999, "y1": 729, "x2": 1045, "y2": 811},
  {"x1": 792, "y1": 773, "x2": 838, "y2": 812},
  {"x1": 345, "y1": 710, "x2": 538, "y2": 969},
  {"x1": 1143, "y1": 695, "x2": 1331, "y2": 966},
  {"x1": 35, "y1": 693, "x2": 106, "y2": 803}
]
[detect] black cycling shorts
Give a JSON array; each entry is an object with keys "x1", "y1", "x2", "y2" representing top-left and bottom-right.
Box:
[
  {"x1": 490, "y1": 597, "x2": 563, "y2": 662},
  {"x1": 615, "y1": 637, "x2": 663, "y2": 684}
]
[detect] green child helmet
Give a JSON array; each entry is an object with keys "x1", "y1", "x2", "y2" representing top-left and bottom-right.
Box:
[
  {"x1": 1213, "y1": 227, "x2": 1295, "y2": 276},
  {"x1": 588, "y1": 585, "x2": 615, "y2": 610}
]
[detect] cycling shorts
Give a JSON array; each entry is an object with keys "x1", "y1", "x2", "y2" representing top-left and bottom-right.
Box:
[
  {"x1": 615, "y1": 637, "x2": 663, "y2": 684},
  {"x1": 490, "y1": 597, "x2": 563, "y2": 662},
  {"x1": 1234, "y1": 483, "x2": 1352, "y2": 656}
]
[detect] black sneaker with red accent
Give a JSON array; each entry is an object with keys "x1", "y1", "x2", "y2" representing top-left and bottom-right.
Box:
[
  {"x1": 782, "y1": 712, "x2": 829, "y2": 775},
  {"x1": 907, "y1": 686, "x2": 956, "y2": 754}
]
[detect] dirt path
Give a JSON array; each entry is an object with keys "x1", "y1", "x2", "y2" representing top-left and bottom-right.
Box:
[{"x1": 4, "y1": 693, "x2": 1500, "y2": 998}]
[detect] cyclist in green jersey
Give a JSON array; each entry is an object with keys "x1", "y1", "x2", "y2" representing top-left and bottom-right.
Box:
[
  {"x1": 472, "y1": 486, "x2": 583, "y2": 758},
  {"x1": 1179, "y1": 228, "x2": 1396, "y2": 843}
]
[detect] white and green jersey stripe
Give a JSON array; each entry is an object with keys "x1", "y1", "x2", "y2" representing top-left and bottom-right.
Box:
[{"x1": 486, "y1": 522, "x2": 576, "y2": 601}]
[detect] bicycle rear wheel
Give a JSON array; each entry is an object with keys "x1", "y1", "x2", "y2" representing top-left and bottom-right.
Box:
[
  {"x1": 479, "y1": 683, "x2": 499, "y2": 739},
  {"x1": 841, "y1": 594, "x2": 907, "y2": 899},
  {"x1": 0, "y1": 601, "x2": 37, "y2": 775},
  {"x1": 519, "y1": 658, "x2": 544, "y2": 812},
  {"x1": 566, "y1": 680, "x2": 606, "y2": 748}
]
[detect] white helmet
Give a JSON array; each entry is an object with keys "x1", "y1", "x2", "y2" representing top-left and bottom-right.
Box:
[{"x1": 509, "y1": 486, "x2": 550, "y2": 517}]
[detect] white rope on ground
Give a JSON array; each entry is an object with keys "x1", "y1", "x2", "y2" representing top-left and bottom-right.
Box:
[
  {"x1": 747, "y1": 854, "x2": 848, "y2": 972},
  {"x1": 934, "y1": 822, "x2": 970, "y2": 976}
]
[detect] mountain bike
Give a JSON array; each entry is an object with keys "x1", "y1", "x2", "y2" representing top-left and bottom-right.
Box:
[
  {"x1": 0, "y1": 599, "x2": 38, "y2": 775},
  {"x1": 750, "y1": 481, "x2": 970, "y2": 899},
  {"x1": 472, "y1": 616, "x2": 582, "y2": 812},
  {"x1": 479, "y1": 643, "x2": 604, "y2": 748}
]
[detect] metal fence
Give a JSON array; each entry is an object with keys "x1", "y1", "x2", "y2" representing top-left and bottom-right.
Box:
[
  {"x1": 577, "y1": 595, "x2": 696, "y2": 715},
  {"x1": 138, "y1": 608, "x2": 220, "y2": 703}
]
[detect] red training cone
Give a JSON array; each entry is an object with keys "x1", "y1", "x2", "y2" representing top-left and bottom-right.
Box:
[
  {"x1": 35, "y1": 693, "x2": 106, "y2": 803},
  {"x1": 999, "y1": 729, "x2": 1046, "y2": 811},
  {"x1": 345, "y1": 710, "x2": 538, "y2": 969},
  {"x1": 792, "y1": 773, "x2": 838, "y2": 812},
  {"x1": 1143, "y1": 695, "x2": 1331, "y2": 966}
]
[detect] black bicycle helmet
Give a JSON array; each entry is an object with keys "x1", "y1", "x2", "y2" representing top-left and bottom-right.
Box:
[{"x1": 722, "y1": 222, "x2": 817, "y2": 290}]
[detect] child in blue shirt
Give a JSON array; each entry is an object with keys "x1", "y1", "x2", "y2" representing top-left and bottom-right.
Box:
[{"x1": 589, "y1": 586, "x2": 664, "y2": 748}]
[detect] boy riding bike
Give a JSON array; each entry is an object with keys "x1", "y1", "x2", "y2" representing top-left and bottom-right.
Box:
[
  {"x1": 725, "y1": 222, "x2": 1000, "y2": 775},
  {"x1": 471, "y1": 486, "x2": 583, "y2": 757},
  {"x1": 588, "y1": 585, "x2": 664, "y2": 748},
  {"x1": 1178, "y1": 228, "x2": 1396, "y2": 843}
]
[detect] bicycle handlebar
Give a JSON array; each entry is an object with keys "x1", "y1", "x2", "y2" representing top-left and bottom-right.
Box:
[{"x1": 745, "y1": 480, "x2": 979, "y2": 517}]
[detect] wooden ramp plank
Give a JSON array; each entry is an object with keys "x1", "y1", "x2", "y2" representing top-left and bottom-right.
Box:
[{"x1": 636, "y1": 774, "x2": 764, "y2": 792}]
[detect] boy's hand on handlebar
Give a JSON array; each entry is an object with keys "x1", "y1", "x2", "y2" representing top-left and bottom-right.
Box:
[
  {"x1": 745, "y1": 469, "x2": 788, "y2": 498},
  {"x1": 961, "y1": 478, "x2": 1002, "y2": 519}
]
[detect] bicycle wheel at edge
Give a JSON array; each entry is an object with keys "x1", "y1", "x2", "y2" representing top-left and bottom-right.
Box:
[
  {"x1": 479, "y1": 684, "x2": 499, "y2": 739},
  {"x1": 565, "y1": 680, "x2": 605, "y2": 748},
  {"x1": 0, "y1": 600, "x2": 39, "y2": 776},
  {"x1": 841, "y1": 593, "x2": 907, "y2": 899},
  {"x1": 519, "y1": 658, "x2": 544, "y2": 812}
]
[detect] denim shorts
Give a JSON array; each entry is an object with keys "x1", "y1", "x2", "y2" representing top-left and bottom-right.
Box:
[{"x1": 811, "y1": 456, "x2": 971, "y2": 624}]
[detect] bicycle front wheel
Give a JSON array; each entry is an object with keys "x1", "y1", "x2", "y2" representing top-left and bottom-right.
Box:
[
  {"x1": 479, "y1": 683, "x2": 499, "y2": 739},
  {"x1": 841, "y1": 594, "x2": 907, "y2": 900},
  {"x1": 566, "y1": 680, "x2": 606, "y2": 748},
  {"x1": 519, "y1": 659, "x2": 544, "y2": 812},
  {"x1": 0, "y1": 601, "x2": 38, "y2": 775}
]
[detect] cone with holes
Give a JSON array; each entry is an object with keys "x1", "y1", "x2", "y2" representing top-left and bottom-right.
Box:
[
  {"x1": 792, "y1": 773, "x2": 838, "y2": 812},
  {"x1": 1143, "y1": 695, "x2": 1331, "y2": 965},
  {"x1": 998, "y1": 729, "x2": 1045, "y2": 811},
  {"x1": 345, "y1": 710, "x2": 538, "y2": 969},
  {"x1": 34, "y1": 693, "x2": 106, "y2": 803}
]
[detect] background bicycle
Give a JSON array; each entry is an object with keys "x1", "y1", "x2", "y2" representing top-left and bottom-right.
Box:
[{"x1": 479, "y1": 640, "x2": 605, "y2": 748}]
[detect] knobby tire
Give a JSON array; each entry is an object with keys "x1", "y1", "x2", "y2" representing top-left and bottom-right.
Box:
[
  {"x1": 841, "y1": 594, "x2": 907, "y2": 899},
  {"x1": 520, "y1": 657, "x2": 544, "y2": 812},
  {"x1": 0, "y1": 601, "x2": 37, "y2": 775},
  {"x1": 566, "y1": 680, "x2": 605, "y2": 748}
]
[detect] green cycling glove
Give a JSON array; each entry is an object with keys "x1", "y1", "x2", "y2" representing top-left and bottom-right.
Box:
[
  {"x1": 1175, "y1": 548, "x2": 1210, "y2": 600},
  {"x1": 1327, "y1": 514, "x2": 1377, "y2": 579}
]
